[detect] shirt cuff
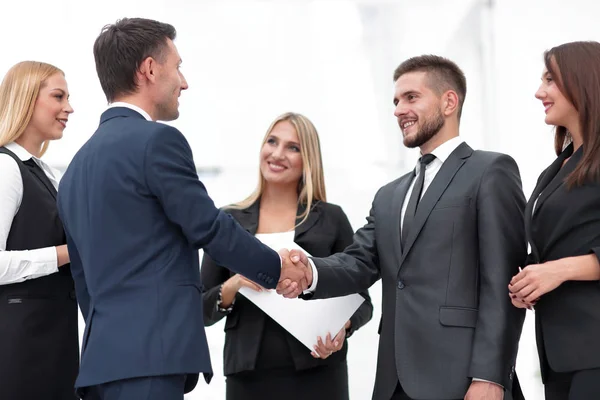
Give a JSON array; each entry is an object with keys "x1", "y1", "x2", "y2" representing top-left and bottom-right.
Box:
[
  {"x1": 304, "y1": 258, "x2": 318, "y2": 294},
  {"x1": 472, "y1": 378, "x2": 503, "y2": 389}
]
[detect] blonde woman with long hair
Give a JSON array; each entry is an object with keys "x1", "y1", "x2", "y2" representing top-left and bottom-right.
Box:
[
  {"x1": 201, "y1": 112, "x2": 373, "y2": 400},
  {"x1": 0, "y1": 61, "x2": 77, "y2": 399}
]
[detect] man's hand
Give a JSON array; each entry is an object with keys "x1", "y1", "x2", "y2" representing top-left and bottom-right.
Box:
[
  {"x1": 276, "y1": 249, "x2": 311, "y2": 298},
  {"x1": 464, "y1": 381, "x2": 503, "y2": 400}
]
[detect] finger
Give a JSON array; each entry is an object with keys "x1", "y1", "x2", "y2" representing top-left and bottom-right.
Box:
[
  {"x1": 510, "y1": 270, "x2": 527, "y2": 285},
  {"x1": 290, "y1": 249, "x2": 308, "y2": 265},
  {"x1": 240, "y1": 278, "x2": 263, "y2": 292},
  {"x1": 516, "y1": 285, "x2": 536, "y2": 300},
  {"x1": 524, "y1": 290, "x2": 541, "y2": 304},
  {"x1": 282, "y1": 281, "x2": 299, "y2": 296},
  {"x1": 509, "y1": 276, "x2": 530, "y2": 293},
  {"x1": 280, "y1": 282, "x2": 299, "y2": 298},
  {"x1": 311, "y1": 351, "x2": 320, "y2": 358},
  {"x1": 510, "y1": 297, "x2": 527, "y2": 309},
  {"x1": 314, "y1": 337, "x2": 329, "y2": 358},
  {"x1": 275, "y1": 279, "x2": 292, "y2": 295},
  {"x1": 278, "y1": 248, "x2": 290, "y2": 259}
]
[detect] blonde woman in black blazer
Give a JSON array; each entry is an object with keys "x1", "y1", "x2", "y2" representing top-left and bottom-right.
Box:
[
  {"x1": 509, "y1": 41, "x2": 600, "y2": 400},
  {"x1": 201, "y1": 112, "x2": 373, "y2": 400}
]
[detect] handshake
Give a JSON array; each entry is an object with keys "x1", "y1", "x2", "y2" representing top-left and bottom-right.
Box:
[{"x1": 275, "y1": 249, "x2": 313, "y2": 298}]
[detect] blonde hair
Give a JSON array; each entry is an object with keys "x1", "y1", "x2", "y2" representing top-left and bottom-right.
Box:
[
  {"x1": 0, "y1": 61, "x2": 64, "y2": 157},
  {"x1": 229, "y1": 112, "x2": 327, "y2": 226}
]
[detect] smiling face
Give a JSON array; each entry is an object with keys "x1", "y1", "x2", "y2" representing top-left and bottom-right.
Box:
[
  {"x1": 393, "y1": 71, "x2": 445, "y2": 149},
  {"x1": 26, "y1": 72, "x2": 73, "y2": 142},
  {"x1": 259, "y1": 120, "x2": 304, "y2": 187},
  {"x1": 535, "y1": 65, "x2": 579, "y2": 131},
  {"x1": 153, "y1": 39, "x2": 188, "y2": 121}
]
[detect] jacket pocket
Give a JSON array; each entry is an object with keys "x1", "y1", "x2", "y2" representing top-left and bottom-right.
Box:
[
  {"x1": 434, "y1": 196, "x2": 471, "y2": 210},
  {"x1": 439, "y1": 306, "x2": 478, "y2": 328}
]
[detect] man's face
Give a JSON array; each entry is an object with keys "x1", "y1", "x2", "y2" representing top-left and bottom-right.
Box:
[
  {"x1": 393, "y1": 71, "x2": 445, "y2": 149},
  {"x1": 154, "y1": 39, "x2": 188, "y2": 121}
]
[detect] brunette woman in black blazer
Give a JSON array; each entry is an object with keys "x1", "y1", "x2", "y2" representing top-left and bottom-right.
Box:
[
  {"x1": 201, "y1": 112, "x2": 373, "y2": 400},
  {"x1": 509, "y1": 41, "x2": 600, "y2": 400}
]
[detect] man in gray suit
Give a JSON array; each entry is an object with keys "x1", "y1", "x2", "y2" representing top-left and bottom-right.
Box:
[{"x1": 280, "y1": 55, "x2": 526, "y2": 400}]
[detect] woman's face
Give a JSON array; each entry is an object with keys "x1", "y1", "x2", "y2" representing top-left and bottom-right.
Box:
[
  {"x1": 27, "y1": 72, "x2": 73, "y2": 142},
  {"x1": 259, "y1": 120, "x2": 304, "y2": 187},
  {"x1": 535, "y1": 66, "x2": 578, "y2": 130}
]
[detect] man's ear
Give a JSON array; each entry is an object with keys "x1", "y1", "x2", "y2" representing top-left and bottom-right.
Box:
[
  {"x1": 442, "y1": 90, "x2": 459, "y2": 116},
  {"x1": 137, "y1": 56, "x2": 157, "y2": 85}
]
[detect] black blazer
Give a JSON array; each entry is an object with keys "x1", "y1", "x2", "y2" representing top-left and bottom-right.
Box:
[
  {"x1": 201, "y1": 200, "x2": 373, "y2": 376},
  {"x1": 525, "y1": 143, "x2": 600, "y2": 380}
]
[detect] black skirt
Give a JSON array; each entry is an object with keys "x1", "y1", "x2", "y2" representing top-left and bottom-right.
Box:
[{"x1": 226, "y1": 361, "x2": 349, "y2": 400}]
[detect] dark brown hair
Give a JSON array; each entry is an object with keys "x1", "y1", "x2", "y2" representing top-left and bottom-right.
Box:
[
  {"x1": 545, "y1": 41, "x2": 600, "y2": 186},
  {"x1": 93, "y1": 18, "x2": 176, "y2": 102},
  {"x1": 393, "y1": 55, "x2": 467, "y2": 119}
]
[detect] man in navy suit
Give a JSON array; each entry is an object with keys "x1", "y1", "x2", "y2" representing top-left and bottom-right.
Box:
[{"x1": 57, "y1": 18, "x2": 309, "y2": 400}]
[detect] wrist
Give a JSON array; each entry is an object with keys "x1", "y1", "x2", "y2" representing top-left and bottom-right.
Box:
[
  {"x1": 556, "y1": 258, "x2": 574, "y2": 282},
  {"x1": 217, "y1": 284, "x2": 235, "y2": 312}
]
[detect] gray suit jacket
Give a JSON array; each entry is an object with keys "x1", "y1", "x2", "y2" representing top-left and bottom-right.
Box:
[{"x1": 307, "y1": 143, "x2": 526, "y2": 400}]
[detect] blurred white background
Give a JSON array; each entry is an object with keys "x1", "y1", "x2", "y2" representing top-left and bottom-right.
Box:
[{"x1": 2, "y1": 1, "x2": 598, "y2": 398}]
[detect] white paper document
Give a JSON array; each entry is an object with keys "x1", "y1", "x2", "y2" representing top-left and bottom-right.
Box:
[{"x1": 239, "y1": 231, "x2": 365, "y2": 352}]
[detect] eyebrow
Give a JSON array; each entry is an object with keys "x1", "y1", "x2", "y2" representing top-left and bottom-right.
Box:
[
  {"x1": 51, "y1": 88, "x2": 70, "y2": 98},
  {"x1": 393, "y1": 90, "x2": 419, "y2": 104},
  {"x1": 268, "y1": 135, "x2": 300, "y2": 147}
]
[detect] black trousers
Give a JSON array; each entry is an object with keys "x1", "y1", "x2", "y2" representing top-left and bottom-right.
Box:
[
  {"x1": 391, "y1": 382, "x2": 461, "y2": 400},
  {"x1": 545, "y1": 368, "x2": 600, "y2": 400},
  {"x1": 82, "y1": 375, "x2": 186, "y2": 400}
]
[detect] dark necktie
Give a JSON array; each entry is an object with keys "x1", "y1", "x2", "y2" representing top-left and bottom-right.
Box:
[{"x1": 401, "y1": 153, "x2": 436, "y2": 247}]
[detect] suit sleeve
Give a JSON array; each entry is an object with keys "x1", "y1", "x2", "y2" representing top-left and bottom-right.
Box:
[
  {"x1": 308, "y1": 194, "x2": 381, "y2": 300},
  {"x1": 144, "y1": 126, "x2": 281, "y2": 288},
  {"x1": 470, "y1": 154, "x2": 527, "y2": 387},
  {"x1": 332, "y1": 206, "x2": 374, "y2": 337},
  {"x1": 200, "y1": 250, "x2": 232, "y2": 326},
  {"x1": 65, "y1": 229, "x2": 90, "y2": 320}
]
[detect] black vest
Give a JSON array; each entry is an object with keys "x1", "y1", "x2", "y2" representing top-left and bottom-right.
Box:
[{"x1": 0, "y1": 146, "x2": 79, "y2": 400}]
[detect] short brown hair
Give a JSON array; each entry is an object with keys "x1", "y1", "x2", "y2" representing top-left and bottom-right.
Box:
[
  {"x1": 393, "y1": 55, "x2": 467, "y2": 119},
  {"x1": 93, "y1": 18, "x2": 176, "y2": 102},
  {"x1": 545, "y1": 41, "x2": 600, "y2": 186}
]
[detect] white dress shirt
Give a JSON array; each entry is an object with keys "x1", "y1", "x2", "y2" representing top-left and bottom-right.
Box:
[
  {"x1": 400, "y1": 136, "x2": 464, "y2": 227},
  {"x1": 0, "y1": 142, "x2": 62, "y2": 285},
  {"x1": 108, "y1": 102, "x2": 153, "y2": 121}
]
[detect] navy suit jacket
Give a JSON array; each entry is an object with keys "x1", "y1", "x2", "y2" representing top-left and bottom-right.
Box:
[{"x1": 57, "y1": 107, "x2": 281, "y2": 393}]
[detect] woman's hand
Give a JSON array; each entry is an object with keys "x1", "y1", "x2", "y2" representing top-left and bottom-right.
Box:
[
  {"x1": 509, "y1": 261, "x2": 566, "y2": 304},
  {"x1": 56, "y1": 245, "x2": 70, "y2": 267},
  {"x1": 220, "y1": 274, "x2": 266, "y2": 308},
  {"x1": 311, "y1": 320, "x2": 350, "y2": 359}
]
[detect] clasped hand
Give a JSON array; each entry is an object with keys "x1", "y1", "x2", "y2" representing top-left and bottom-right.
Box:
[{"x1": 275, "y1": 248, "x2": 312, "y2": 298}]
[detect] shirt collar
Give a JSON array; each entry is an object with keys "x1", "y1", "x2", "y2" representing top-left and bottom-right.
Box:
[
  {"x1": 425, "y1": 136, "x2": 464, "y2": 164},
  {"x1": 108, "y1": 102, "x2": 153, "y2": 121},
  {"x1": 5, "y1": 141, "x2": 39, "y2": 162}
]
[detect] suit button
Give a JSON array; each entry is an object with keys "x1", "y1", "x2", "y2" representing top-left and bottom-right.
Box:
[
  {"x1": 397, "y1": 281, "x2": 405, "y2": 289},
  {"x1": 258, "y1": 272, "x2": 264, "y2": 279},
  {"x1": 69, "y1": 290, "x2": 76, "y2": 300}
]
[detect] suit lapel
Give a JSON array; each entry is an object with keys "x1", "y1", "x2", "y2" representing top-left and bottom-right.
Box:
[
  {"x1": 24, "y1": 159, "x2": 57, "y2": 200},
  {"x1": 391, "y1": 173, "x2": 414, "y2": 266},
  {"x1": 294, "y1": 202, "x2": 320, "y2": 240},
  {"x1": 399, "y1": 142, "x2": 472, "y2": 267},
  {"x1": 238, "y1": 201, "x2": 260, "y2": 234},
  {"x1": 532, "y1": 144, "x2": 579, "y2": 219}
]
